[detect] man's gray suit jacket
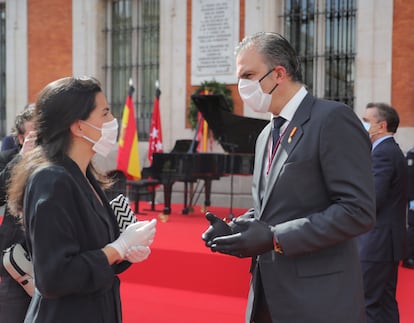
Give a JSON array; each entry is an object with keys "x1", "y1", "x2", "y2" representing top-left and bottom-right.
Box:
[{"x1": 242, "y1": 93, "x2": 375, "y2": 323}]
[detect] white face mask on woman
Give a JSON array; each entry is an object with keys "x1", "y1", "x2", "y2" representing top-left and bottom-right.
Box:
[
  {"x1": 82, "y1": 118, "x2": 118, "y2": 157},
  {"x1": 238, "y1": 69, "x2": 278, "y2": 113}
]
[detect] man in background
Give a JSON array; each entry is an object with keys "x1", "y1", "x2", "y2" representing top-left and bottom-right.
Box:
[
  {"x1": 359, "y1": 102, "x2": 408, "y2": 323},
  {"x1": 402, "y1": 147, "x2": 414, "y2": 269},
  {"x1": 0, "y1": 105, "x2": 36, "y2": 322},
  {"x1": 1, "y1": 103, "x2": 34, "y2": 152}
]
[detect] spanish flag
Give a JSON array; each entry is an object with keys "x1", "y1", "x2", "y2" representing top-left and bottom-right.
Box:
[{"x1": 116, "y1": 85, "x2": 141, "y2": 179}]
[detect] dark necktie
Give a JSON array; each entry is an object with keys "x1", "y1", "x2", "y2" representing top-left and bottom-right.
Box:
[{"x1": 272, "y1": 116, "x2": 286, "y2": 149}]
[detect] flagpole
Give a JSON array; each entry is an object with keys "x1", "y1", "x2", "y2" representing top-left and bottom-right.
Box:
[
  {"x1": 129, "y1": 78, "x2": 135, "y2": 96},
  {"x1": 155, "y1": 80, "x2": 161, "y2": 99}
]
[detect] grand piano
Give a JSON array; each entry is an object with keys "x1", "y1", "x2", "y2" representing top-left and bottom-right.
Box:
[{"x1": 144, "y1": 94, "x2": 268, "y2": 215}]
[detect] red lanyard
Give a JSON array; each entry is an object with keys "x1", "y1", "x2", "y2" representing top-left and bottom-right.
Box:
[{"x1": 266, "y1": 127, "x2": 288, "y2": 175}]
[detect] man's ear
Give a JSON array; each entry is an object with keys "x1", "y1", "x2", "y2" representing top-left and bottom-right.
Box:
[
  {"x1": 273, "y1": 65, "x2": 287, "y2": 81},
  {"x1": 70, "y1": 120, "x2": 84, "y2": 138},
  {"x1": 17, "y1": 134, "x2": 24, "y2": 146},
  {"x1": 378, "y1": 120, "x2": 387, "y2": 132}
]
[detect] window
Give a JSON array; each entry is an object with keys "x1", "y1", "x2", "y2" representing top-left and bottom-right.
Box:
[
  {"x1": 104, "y1": 0, "x2": 160, "y2": 140},
  {"x1": 0, "y1": 2, "x2": 6, "y2": 136},
  {"x1": 282, "y1": 0, "x2": 356, "y2": 108}
]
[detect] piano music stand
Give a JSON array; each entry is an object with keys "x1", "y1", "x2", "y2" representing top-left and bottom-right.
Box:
[
  {"x1": 191, "y1": 94, "x2": 268, "y2": 216},
  {"x1": 173, "y1": 139, "x2": 198, "y2": 215}
]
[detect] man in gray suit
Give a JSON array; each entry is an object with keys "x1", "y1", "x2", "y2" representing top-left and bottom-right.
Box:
[{"x1": 202, "y1": 32, "x2": 375, "y2": 323}]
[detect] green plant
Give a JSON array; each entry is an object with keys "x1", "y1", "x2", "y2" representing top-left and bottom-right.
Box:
[{"x1": 188, "y1": 80, "x2": 233, "y2": 129}]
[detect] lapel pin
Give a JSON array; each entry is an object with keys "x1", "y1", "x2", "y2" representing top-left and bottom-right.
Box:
[{"x1": 288, "y1": 127, "x2": 297, "y2": 143}]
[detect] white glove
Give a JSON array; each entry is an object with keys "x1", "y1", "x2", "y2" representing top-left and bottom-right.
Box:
[
  {"x1": 130, "y1": 220, "x2": 155, "y2": 245},
  {"x1": 108, "y1": 218, "x2": 156, "y2": 258},
  {"x1": 125, "y1": 245, "x2": 151, "y2": 263}
]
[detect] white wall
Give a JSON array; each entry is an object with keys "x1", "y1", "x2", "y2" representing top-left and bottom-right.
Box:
[
  {"x1": 5, "y1": 0, "x2": 28, "y2": 132},
  {"x1": 354, "y1": 0, "x2": 413, "y2": 153},
  {"x1": 355, "y1": 0, "x2": 393, "y2": 114},
  {"x1": 72, "y1": 0, "x2": 106, "y2": 82},
  {"x1": 159, "y1": 1, "x2": 192, "y2": 152}
]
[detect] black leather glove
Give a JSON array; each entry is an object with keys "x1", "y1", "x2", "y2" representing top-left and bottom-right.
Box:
[
  {"x1": 210, "y1": 218, "x2": 273, "y2": 258},
  {"x1": 201, "y1": 212, "x2": 232, "y2": 247}
]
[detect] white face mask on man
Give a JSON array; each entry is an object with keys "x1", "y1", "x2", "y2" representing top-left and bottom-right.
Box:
[
  {"x1": 238, "y1": 69, "x2": 278, "y2": 113},
  {"x1": 361, "y1": 120, "x2": 381, "y2": 140},
  {"x1": 362, "y1": 121, "x2": 371, "y2": 132},
  {"x1": 81, "y1": 118, "x2": 118, "y2": 157}
]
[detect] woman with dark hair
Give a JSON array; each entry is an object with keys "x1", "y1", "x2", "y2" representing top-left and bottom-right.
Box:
[{"x1": 7, "y1": 76, "x2": 156, "y2": 323}]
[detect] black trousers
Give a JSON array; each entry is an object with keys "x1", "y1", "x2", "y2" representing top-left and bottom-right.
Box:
[
  {"x1": 361, "y1": 260, "x2": 400, "y2": 323},
  {"x1": 407, "y1": 210, "x2": 414, "y2": 259},
  {"x1": 0, "y1": 274, "x2": 31, "y2": 323}
]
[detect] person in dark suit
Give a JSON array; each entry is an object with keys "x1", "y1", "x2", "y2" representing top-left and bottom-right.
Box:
[
  {"x1": 6, "y1": 76, "x2": 157, "y2": 323},
  {"x1": 202, "y1": 32, "x2": 375, "y2": 323},
  {"x1": 402, "y1": 147, "x2": 414, "y2": 269},
  {"x1": 0, "y1": 105, "x2": 36, "y2": 323},
  {"x1": 358, "y1": 102, "x2": 408, "y2": 323},
  {"x1": 1, "y1": 135, "x2": 17, "y2": 151}
]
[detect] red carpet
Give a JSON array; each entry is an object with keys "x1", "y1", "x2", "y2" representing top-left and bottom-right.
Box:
[
  {"x1": 397, "y1": 266, "x2": 414, "y2": 323},
  {"x1": 119, "y1": 203, "x2": 250, "y2": 323},
  {"x1": 2, "y1": 203, "x2": 414, "y2": 322},
  {"x1": 120, "y1": 202, "x2": 414, "y2": 323}
]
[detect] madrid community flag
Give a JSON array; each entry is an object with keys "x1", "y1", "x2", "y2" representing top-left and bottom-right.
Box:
[
  {"x1": 148, "y1": 87, "x2": 163, "y2": 164},
  {"x1": 117, "y1": 86, "x2": 141, "y2": 180}
]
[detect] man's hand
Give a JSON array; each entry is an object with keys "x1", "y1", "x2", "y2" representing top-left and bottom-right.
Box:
[
  {"x1": 20, "y1": 131, "x2": 37, "y2": 156},
  {"x1": 210, "y1": 218, "x2": 273, "y2": 258},
  {"x1": 201, "y1": 212, "x2": 232, "y2": 247}
]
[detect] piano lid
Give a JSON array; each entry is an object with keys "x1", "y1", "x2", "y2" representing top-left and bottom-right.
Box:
[
  {"x1": 191, "y1": 94, "x2": 268, "y2": 154},
  {"x1": 171, "y1": 139, "x2": 199, "y2": 153}
]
